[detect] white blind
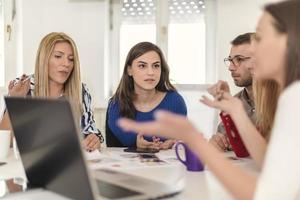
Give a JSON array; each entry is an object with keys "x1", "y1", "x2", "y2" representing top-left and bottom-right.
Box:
[
  {"x1": 121, "y1": 0, "x2": 157, "y2": 24},
  {"x1": 121, "y1": 0, "x2": 205, "y2": 24},
  {"x1": 169, "y1": 0, "x2": 205, "y2": 23}
]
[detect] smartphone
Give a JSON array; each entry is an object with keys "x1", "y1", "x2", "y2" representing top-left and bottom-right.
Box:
[
  {"x1": 139, "y1": 154, "x2": 160, "y2": 162},
  {"x1": 139, "y1": 154, "x2": 158, "y2": 159},
  {"x1": 0, "y1": 162, "x2": 6, "y2": 166},
  {"x1": 123, "y1": 147, "x2": 159, "y2": 154}
]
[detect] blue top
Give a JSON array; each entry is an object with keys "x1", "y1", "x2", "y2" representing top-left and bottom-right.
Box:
[{"x1": 107, "y1": 91, "x2": 187, "y2": 147}]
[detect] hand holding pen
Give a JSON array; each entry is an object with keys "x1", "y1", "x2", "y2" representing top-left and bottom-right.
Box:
[{"x1": 8, "y1": 74, "x2": 31, "y2": 97}]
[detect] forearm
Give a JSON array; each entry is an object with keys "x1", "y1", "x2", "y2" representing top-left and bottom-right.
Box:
[
  {"x1": 231, "y1": 110, "x2": 267, "y2": 168},
  {"x1": 0, "y1": 112, "x2": 13, "y2": 146},
  {"x1": 0, "y1": 112, "x2": 12, "y2": 130},
  {"x1": 189, "y1": 134, "x2": 257, "y2": 200}
]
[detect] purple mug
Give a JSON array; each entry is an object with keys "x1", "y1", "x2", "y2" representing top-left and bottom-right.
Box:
[{"x1": 175, "y1": 142, "x2": 204, "y2": 171}]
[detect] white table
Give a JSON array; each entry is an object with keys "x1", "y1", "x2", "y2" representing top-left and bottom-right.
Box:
[
  {"x1": 0, "y1": 149, "x2": 26, "y2": 181},
  {"x1": 0, "y1": 148, "x2": 258, "y2": 200}
]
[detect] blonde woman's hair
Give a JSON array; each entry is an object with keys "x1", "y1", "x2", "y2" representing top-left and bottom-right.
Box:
[
  {"x1": 34, "y1": 32, "x2": 82, "y2": 117},
  {"x1": 253, "y1": 80, "x2": 280, "y2": 141}
]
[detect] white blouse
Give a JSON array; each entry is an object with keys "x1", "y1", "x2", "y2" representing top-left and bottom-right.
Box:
[{"x1": 254, "y1": 81, "x2": 300, "y2": 199}]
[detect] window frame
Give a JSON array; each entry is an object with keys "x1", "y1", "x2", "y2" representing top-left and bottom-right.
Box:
[
  {"x1": 0, "y1": 0, "x2": 16, "y2": 91},
  {"x1": 108, "y1": 0, "x2": 217, "y2": 97},
  {"x1": 0, "y1": 0, "x2": 5, "y2": 89}
]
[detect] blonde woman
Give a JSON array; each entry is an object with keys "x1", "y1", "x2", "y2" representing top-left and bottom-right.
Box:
[{"x1": 0, "y1": 32, "x2": 103, "y2": 151}]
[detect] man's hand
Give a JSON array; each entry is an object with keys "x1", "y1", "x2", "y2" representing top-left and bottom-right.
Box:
[
  {"x1": 207, "y1": 80, "x2": 231, "y2": 98},
  {"x1": 209, "y1": 132, "x2": 231, "y2": 152}
]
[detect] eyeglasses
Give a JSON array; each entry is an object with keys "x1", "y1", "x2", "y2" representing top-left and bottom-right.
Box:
[{"x1": 224, "y1": 55, "x2": 251, "y2": 67}]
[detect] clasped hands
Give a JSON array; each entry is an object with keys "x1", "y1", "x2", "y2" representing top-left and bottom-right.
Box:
[{"x1": 136, "y1": 134, "x2": 176, "y2": 150}]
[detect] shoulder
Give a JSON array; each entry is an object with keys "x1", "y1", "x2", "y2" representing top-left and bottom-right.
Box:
[
  {"x1": 254, "y1": 82, "x2": 300, "y2": 200},
  {"x1": 167, "y1": 91, "x2": 186, "y2": 107},
  {"x1": 280, "y1": 81, "x2": 300, "y2": 101},
  {"x1": 81, "y1": 83, "x2": 92, "y2": 99},
  {"x1": 108, "y1": 99, "x2": 120, "y2": 112},
  {"x1": 165, "y1": 91, "x2": 185, "y2": 102},
  {"x1": 81, "y1": 83, "x2": 92, "y2": 107},
  {"x1": 82, "y1": 83, "x2": 89, "y2": 94},
  {"x1": 273, "y1": 81, "x2": 300, "y2": 116},
  {"x1": 271, "y1": 81, "x2": 300, "y2": 134},
  {"x1": 107, "y1": 99, "x2": 121, "y2": 118},
  {"x1": 276, "y1": 81, "x2": 300, "y2": 109},
  {"x1": 162, "y1": 91, "x2": 187, "y2": 115}
]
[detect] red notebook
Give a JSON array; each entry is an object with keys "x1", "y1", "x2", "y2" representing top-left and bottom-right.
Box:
[{"x1": 219, "y1": 112, "x2": 249, "y2": 158}]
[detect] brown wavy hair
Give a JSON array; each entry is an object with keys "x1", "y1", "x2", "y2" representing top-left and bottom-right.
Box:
[{"x1": 111, "y1": 42, "x2": 176, "y2": 119}]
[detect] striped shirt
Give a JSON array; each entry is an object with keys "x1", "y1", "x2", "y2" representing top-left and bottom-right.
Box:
[{"x1": 14, "y1": 75, "x2": 104, "y2": 143}]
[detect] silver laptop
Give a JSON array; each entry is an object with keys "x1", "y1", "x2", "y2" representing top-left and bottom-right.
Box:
[{"x1": 4, "y1": 97, "x2": 184, "y2": 200}]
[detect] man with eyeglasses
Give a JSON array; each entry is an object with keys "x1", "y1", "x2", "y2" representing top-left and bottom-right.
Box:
[{"x1": 209, "y1": 32, "x2": 256, "y2": 152}]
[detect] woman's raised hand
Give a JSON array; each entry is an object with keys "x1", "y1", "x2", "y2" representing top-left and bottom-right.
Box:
[
  {"x1": 8, "y1": 74, "x2": 30, "y2": 97},
  {"x1": 118, "y1": 110, "x2": 203, "y2": 147}
]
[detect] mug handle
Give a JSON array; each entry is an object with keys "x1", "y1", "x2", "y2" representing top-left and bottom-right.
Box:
[{"x1": 175, "y1": 142, "x2": 187, "y2": 165}]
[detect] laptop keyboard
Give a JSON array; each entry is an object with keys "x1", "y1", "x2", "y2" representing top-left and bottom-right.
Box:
[{"x1": 96, "y1": 180, "x2": 142, "y2": 199}]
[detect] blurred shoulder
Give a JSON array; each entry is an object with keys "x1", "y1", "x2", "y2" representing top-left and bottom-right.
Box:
[{"x1": 280, "y1": 81, "x2": 300, "y2": 103}]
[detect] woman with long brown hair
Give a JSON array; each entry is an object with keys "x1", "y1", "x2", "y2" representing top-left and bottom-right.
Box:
[{"x1": 107, "y1": 42, "x2": 187, "y2": 149}]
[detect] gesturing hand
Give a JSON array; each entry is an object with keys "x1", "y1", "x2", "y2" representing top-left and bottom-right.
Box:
[
  {"x1": 118, "y1": 111, "x2": 202, "y2": 147},
  {"x1": 207, "y1": 80, "x2": 231, "y2": 100},
  {"x1": 200, "y1": 92, "x2": 243, "y2": 116},
  {"x1": 8, "y1": 75, "x2": 30, "y2": 97}
]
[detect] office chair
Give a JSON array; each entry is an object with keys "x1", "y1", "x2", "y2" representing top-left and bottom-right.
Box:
[{"x1": 105, "y1": 108, "x2": 125, "y2": 147}]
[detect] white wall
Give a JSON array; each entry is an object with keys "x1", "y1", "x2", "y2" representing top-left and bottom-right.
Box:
[
  {"x1": 5, "y1": 0, "x2": 276, "y2": 105},
  {"x1": 15, "y1": 0, "x2": 109, "y2": 107},
  {"x1": 2, "y1": 0, "x2": 18, "y2": 87},
  {"x1": 215, "y1": 0, "x2": 264, "y2": 94},
  {"x1": 2, "y1": 0, "x2": 280, "y2": 116},
  {"x1": 214, "y1": 0, "x2": 283, "y2": 93}
]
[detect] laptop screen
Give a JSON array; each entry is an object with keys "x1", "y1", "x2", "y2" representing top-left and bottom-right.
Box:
[{"x1": 5, "y1": 97, "x2": 95, "y2": 200}]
